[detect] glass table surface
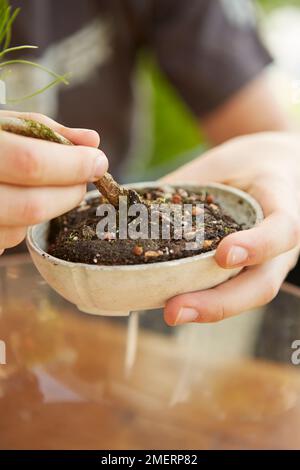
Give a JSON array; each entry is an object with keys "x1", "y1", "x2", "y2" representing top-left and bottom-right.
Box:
[{"x1": 1, "y1": 254, "x2": 300, "y2": 450}]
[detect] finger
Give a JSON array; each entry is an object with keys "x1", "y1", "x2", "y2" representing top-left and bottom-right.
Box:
[
  {"x1": 0, "y1": 131, "x2": 108, "y2": 186},
  {"x1": 160, "y1": 141, "x2": 242, "y2": 185},
  {"x1": 161, "y1": 151, "x2": 220, "y2": 185},
  {"x1": 164, "y1": 249, "x2": 297, "y2": 325},
  {"x1": 0, "y1": 183, "x2": 86, "y2": 226},
  {"x1": 0, "y1": 110, "x2": 100, "y2": 147},
  {"x1": 0, "y1": 226, "x2": 27, "y2": 249},
  {"x1": 216, "y1": 210, "x2": 300, "y2": 269},
  {"x1": 160, "y1": 135, "x2": 281, "y2": 187},
  {"x1": 216, "y1": 175, "x2": 300, "y2": 268}
]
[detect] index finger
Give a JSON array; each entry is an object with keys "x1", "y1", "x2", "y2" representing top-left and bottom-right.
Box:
[
  {"x1": 0, "y1": 130, "x2": 108, "y2": 186},
  {"x1": 0, "y1": 110, "x2": 100, "y2": 147}
]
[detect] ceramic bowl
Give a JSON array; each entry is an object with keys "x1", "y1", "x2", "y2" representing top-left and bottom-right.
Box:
[{"x1": 26, "y1": 182, "x2": 263, "y2": 316}]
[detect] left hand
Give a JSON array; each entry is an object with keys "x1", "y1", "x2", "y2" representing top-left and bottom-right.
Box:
[{"x1": 162, "y1": 133, "x2": 300, "y2": 325}]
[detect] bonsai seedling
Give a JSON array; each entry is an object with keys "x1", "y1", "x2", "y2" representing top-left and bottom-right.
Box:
[{"x1": 0, "y1": 115, "x2": 242, "y2": 267}]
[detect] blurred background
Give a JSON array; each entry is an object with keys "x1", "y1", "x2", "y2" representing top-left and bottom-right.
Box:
[
  {"x1": 3, "y1": 0, "x2": 300, "y2": 182},
  {"x1": 125, "y1": 0, "x2": 300, "y2": 181}
]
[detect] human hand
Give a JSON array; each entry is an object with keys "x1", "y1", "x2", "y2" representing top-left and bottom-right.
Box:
[
  {"x1": 162, "y1": 133, "x2": 300, "y2": 325},
  {"x1": 0, "y1": 111, "x2": 108, "y2": 254}
]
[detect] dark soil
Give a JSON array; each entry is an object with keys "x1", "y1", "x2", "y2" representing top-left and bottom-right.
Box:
[{"x1": 47, "y1": 187, "x2": 242, "y2": 265}]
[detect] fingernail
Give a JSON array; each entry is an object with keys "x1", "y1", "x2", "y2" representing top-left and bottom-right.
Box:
[
  {"x1": 91, "y1": 154, "x2": 108, "y2": 180},
  {"x1": 74, "y1": 128, "x2": 95, "y2": 133},
  {"x1": 226, "y1": 246, "x2": 248, "y2": 266},
  {"x1": 175, "y1": 308, "x2": 199, "y2": 325},
  {"x1": 0, "y1": 249, "x2": 4, "y2": 256}
]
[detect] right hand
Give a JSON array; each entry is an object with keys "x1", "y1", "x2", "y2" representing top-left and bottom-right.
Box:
[
  {"x1": 162, "y1": 133, "x2": 300, "y2": 325},
  {"x1": 0, "y1": 111, "x2": 108, "y2": 254}
]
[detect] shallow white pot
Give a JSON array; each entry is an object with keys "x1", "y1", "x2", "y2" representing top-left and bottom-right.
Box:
[{"x1": 26, "y1": 183, "x2": 263, "y2": 316}]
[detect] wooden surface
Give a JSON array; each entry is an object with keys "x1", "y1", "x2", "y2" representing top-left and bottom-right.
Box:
[{"x1": 1, "y1": 255, "x2": 300, "y2": 449}]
